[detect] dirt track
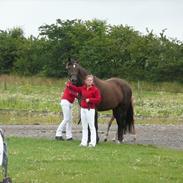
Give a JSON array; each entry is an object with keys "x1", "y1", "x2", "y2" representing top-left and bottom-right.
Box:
[{"x1": 0, "y1": 124, "x2": 183, "y2": 150}]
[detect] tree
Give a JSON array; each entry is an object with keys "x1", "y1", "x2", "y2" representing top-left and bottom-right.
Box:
[{"x1": 0, "y1": 28, "x2": 24, "y2": 74}]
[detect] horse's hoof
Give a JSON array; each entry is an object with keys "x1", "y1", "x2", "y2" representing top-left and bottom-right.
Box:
[
  {"x1": 3, "y1": 177, "x2": 12, "y2": 183},
  {"x1": 133, "y1": 135, "x2": 137, "y2": 141},
  {"x1": 116, "y1": 139, "x2": 125, "y2": 144},
  {"x1": 112, "y1": 138, "x2": 116, "y2": 142},
  {"x1": 116, "y1": 140, "x2": 122, "y2": 144},
  {"x1": 97, "y1": 137, "x2": 100, "y2": 144}
]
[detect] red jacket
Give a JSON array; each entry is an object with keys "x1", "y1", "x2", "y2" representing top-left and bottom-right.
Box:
[
  {"x1": 67, "y1": 83, "x2": 101, "y2": 109},
  {"x1": 61, "y1": 81, "x2": 78, "y2": 103}
]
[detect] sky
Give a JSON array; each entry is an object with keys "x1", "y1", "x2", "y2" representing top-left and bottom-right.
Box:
[{"x1": 0, "y1": 0, "x2": 183, "y2": 40}]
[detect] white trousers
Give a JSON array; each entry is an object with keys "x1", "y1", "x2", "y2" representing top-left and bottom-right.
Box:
[
  {"x1": 56, "y1": 99, "x2": 72, "y2": 139},
  {"x1": 80, "y1": 108, "x2": 96, "y2": 146}
]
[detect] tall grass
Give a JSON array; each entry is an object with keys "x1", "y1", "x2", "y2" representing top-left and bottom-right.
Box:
[
  {"x1": 130, "y1": 80, "x2": 183, "y2": 93},
  {"x1": 0, "y1": 75, "x2": 183, "y2": 124},
  {"x1": 0, "y1": 75, "x2": 80, "y2": 124},
  {"x1": 0, "y1": 74, "x2": 65, "y2": 112}
]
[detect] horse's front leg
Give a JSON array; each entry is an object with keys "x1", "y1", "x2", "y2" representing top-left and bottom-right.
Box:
[{"x1": 95, "y1": 111, "x2": 99, "y2": 143}]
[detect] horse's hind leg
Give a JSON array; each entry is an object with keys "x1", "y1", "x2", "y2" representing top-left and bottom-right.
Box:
[
  {"x1": 113, "y1": 107, "x2": 124, "y2": 143},
  {"x1": 104, "y1": 116, "x2": 115, "y2": 142},
  {"x1": 116, "y1": 118, "x2": 124, "y2": 143},
  {"x1": 132, "y1": 125, "x2": 136, "y2": 141}
]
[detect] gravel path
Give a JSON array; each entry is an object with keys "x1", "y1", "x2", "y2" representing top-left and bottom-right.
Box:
[{"x1": 0, "y1": 124, "x2": 183, "y2": 150}]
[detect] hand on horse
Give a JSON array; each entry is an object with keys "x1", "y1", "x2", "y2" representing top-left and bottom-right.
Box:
[{"x1": 66, "y1": 82, "x2": 70, "y2": 88}]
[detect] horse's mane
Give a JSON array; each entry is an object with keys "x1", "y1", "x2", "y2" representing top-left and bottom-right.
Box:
[{"x1": 77, "y1": 64, "x2": 89, "y2": 80}]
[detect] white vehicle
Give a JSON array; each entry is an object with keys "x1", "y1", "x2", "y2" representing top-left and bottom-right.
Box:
[{"x1": 0, "y1": 129, "x2": 11, "y2": 183}]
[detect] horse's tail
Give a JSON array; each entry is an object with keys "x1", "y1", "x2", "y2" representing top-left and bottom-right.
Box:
[{"x1": 125, "y1": 97, "x2": 135, "y2": 134}]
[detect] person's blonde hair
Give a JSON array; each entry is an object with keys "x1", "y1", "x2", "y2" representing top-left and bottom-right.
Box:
[{"x1": 85, "y1": 74, "x2": 94, "y2": 80}]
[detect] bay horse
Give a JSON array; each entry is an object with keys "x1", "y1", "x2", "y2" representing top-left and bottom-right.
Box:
[{"x1": 66, "y1": 59, "x2": 135, "y2": 143}]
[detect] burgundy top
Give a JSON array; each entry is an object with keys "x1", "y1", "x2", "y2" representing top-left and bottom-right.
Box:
[
  {"x1": 61, "y1": 81, "x2": 78, "y2": 103},
  {"x1": 67, "y1": 82, "x2": 101, "y2": 109}
]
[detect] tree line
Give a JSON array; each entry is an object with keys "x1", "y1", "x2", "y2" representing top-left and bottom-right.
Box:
[{"x1": 0, "y1": 19, "x2": 183, "y2": 82}]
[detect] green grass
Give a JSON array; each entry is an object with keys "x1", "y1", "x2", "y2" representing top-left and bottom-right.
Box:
[
  {"x1": 135, "y1": 91, "x2": 183, "y2": 118},
  {"x1": 0, "y1": 75, "x2": 183, "y2": 125},
  {"x1": 0, "y1": 75, "x2": 65, "y2": 112},
  {"x1": 2, "y1": 137, "x2": 183, "y2": 183}
]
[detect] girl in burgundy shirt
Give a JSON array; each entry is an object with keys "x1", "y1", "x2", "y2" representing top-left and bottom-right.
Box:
[
  {"x1": 67, "y1": 75, "x2": 101, "y2": 147},
  {"x1": 55, "y1": 81, "x2": 78, "y2": 140}
]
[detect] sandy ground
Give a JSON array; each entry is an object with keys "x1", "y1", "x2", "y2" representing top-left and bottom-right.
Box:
[{"x1": 1, "y1": 124, "x2": 183, "y2": 150}]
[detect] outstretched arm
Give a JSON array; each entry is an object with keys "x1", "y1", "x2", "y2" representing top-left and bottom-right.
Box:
[{"x1": 67, "y1": 82, "x2": 82, "y2": 93}]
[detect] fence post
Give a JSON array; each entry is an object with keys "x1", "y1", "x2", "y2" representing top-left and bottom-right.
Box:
[{"x1": 4, "y1": 80, "x2": 7, "y2": 90}]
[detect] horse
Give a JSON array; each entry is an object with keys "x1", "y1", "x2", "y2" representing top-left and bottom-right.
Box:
[{"x1": 66, "y1": 59, "x2": 135, "y2": 143}]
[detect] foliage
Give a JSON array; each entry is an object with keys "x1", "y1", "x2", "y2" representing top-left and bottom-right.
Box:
[
  {"x1": 14, "y1": 37, "x2": 50, "y2": 75},
  {"x1": 0, "y1": 28, "x2": 22, "y2": 73},
  {"x1": 0, "y1": 20, "x2": 183, "y2": 81}
]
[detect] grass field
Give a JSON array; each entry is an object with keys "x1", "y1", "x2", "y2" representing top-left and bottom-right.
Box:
[
  {"x1": 0, "y1": 74, "x2": 183, "y2": 125},
  {"x1": 0, "y1": 137, "x2": 182, "y2": 183},
  {"x1": 0, "y1": 76, "x2": 183, "y2": 182}
]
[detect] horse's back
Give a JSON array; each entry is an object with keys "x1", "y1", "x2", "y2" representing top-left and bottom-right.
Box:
[
  {"x1": 106, "y1": 77, "x2": 131, "y2": 89},
  {"x1": 94, "y1": 77, "x2": 132, "y2": 111},
  {"x1": 106, "y1": 78, "x2": 132, "y2": 96}
]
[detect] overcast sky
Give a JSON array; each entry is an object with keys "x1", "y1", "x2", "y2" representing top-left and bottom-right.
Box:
[{"x1": 0, "y1": 0, "x2": 183, "y2": 40}]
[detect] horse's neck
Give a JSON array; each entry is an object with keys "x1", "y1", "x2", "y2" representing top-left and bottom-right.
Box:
[
  {"x1": 79, "y1": 66, "x2": 89, "y2": 80},
  {"x1": 79, "y1": 65, "x2": 103, "y2": 85}
]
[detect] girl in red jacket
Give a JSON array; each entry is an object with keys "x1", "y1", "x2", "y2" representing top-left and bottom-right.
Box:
[
  {"x1": 55, "y1": 81, "x2": 78, "y2": 140},
  {"x1": 67, "y1": 75, "x2": 101, "y2": 147}
]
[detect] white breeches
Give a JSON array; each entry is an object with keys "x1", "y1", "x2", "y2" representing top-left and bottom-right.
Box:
[
  {"x1": 56, "y1": 99, "x2": 72, "y2": 139},
  {"x1": 80, "y1": 108, "x2": 96, "y2": 146}
]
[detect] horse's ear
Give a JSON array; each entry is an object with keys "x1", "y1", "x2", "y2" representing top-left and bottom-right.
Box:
[
  {"x1": 66, "y1": 57, "x2": 72, "y2": 69},
  {"x1": 68, "y1": 57, "x2": 71, "y2": 62},
  {"x1": 75, "y1": 59, "x2": 80, "y2": 64}
]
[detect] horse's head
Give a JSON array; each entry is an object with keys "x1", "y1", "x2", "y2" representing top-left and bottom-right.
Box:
[{"x1": 66, "y1": 59, "x2": 81, "y2": 85}]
